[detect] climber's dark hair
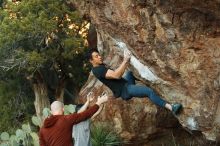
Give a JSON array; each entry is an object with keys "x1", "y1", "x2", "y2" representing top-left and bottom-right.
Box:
[
  {"x1": 85, "y1": 48, "x2": 99, "y2": 61},
  {"x1": 75, "y1": 104, "x2": 84, "y2": 113}
]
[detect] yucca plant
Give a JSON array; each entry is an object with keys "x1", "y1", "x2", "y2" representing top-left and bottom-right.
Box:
[{"x1": 91, "y1": 123, "x2": 125, "y2": 146}]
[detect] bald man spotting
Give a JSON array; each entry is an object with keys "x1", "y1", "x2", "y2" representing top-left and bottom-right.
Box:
[
  {"x1": 39, "y1": 95, "x2": 108, "y2": 146},
  {"x1": 50, "y1": 101, "x2": 64, "y2": 115}
]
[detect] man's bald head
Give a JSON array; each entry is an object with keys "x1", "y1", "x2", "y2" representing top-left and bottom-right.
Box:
[{"x1": 51, "y1": 101, "x2": 64, "y2": 115}]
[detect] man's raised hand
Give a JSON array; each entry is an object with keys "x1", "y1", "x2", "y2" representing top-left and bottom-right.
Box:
[
  {"x1": 86, "y1": 92, "x2": 94, "y2": 102},
  {"x1": 96, "y1": 94, "x2": 108, "y2": 105},
  {"x1": 123, "y1": 49, "x2": 131, "y2": 62}
]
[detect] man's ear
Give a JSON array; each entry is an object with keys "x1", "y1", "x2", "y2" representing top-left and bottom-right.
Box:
[{"x1": 89, "y1": 59, "x2": 93, "y2": 64}]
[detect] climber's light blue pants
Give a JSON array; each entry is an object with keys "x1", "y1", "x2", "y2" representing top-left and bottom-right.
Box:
[{"x1": 121, "y1": 71, "x2": 167, "y2": 107}]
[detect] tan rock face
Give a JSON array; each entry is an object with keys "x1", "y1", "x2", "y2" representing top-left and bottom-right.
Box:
[{"x1": 73, "y1": 0, "x2": 220, "y2": 143}]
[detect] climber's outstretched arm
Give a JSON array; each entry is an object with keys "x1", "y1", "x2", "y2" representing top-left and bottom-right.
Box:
[{"x1": 105, "y1": 50, "x2": 131, "y2": 79}]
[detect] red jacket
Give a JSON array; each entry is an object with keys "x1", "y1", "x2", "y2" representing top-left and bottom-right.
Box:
[{"x1": 39, "y1": 104, "x2": 99, "y2": 146}]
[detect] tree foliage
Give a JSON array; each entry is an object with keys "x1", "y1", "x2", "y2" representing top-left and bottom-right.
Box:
[
  {"x1": 0, "y1": 0, "x2": 89, "y2": 74},
  {"x1": 0, "y1": 75, "x2": 35, "y2": 133},
  {"x1": 0, "y1": 0, "x2": 90, "y2": 132},
  {"x1": 0, "y1": 0, "x2": 90, "y2": 98}
]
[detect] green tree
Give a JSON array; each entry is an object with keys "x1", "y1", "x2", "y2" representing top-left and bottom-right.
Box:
[
  {"x1": 0, "y1": 72, "x2": 35, "y2": 133},
  {"x1": 0, "y1": 0, "x2": 90, "y2": 121}
]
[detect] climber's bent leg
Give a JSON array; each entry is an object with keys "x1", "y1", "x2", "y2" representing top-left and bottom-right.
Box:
[
  {"x1": 126, "y1": 84, "x2": 167, "y2": 107},
  {"x1": 122, "y1": 71, "x2": 135, "y2": 85}
]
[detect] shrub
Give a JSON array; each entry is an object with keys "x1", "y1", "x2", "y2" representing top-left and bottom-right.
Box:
[{"x1": 91, "y1": 123, "x2": 125, "y2": 146}]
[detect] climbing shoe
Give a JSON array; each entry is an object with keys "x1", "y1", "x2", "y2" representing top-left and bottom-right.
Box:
[{"x1": 172, "y1": 103, "x2": 182, "y2": 115}]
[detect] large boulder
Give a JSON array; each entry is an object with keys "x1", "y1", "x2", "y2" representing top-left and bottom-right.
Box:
[{"x1": 72, "y1": 0, "x2": 220, "y2": 145}]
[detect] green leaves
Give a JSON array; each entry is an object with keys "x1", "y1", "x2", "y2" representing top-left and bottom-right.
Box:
[
  {"x1": 91, "y1": 123, "x2": 125, "y2": 146},
  {"x1": 0, "y1": 0, "x2": 79, "y2": 71},
  {"x1": 0, "y1": 78, "x2": 34, "y2": 134},
  {"x1": 0, "y1": 123, "x2": 38, "y2": 146},
  {"x1": 0, "y1": 0, "x2": 89, "y2": 81},
  {"x1": 64, "y1": 104, "x2": 76, "y2": 115},
  {"x1": 0, "y1": 132, "x2": 9, "y2": 141},
  {"x1": 42, "y1": 107, "x2": 51, "y2": 118},
  {"x1": 25, "y1": 51, "x2": 46, "y2": 72},
  {"x1": 15, "y1": 129, "x2": 25, "y2": 140},
  {"x1": 30, "y1": 132, "x2": 39, "y2": 146},
  {"x1": 31, "y1": 116, "x2": 41, "y2": 127},
  {"x1": 22, "y1": 124, "x2": 32, "y2": 133}
]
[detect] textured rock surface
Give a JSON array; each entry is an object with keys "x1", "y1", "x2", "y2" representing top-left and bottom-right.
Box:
[{"x1": 72, "y1": 0, "x2": 220, "y2": 144}]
